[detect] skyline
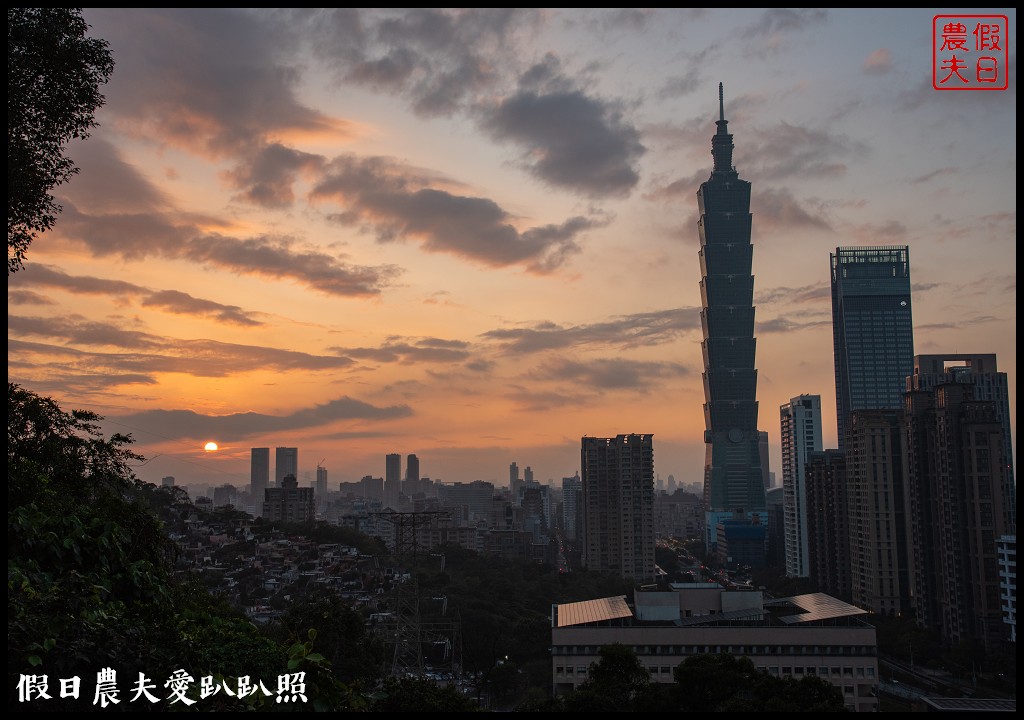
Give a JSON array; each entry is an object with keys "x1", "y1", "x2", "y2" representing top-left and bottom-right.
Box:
[{"x1": 7, "y1": 8, "x2": 1016, "y2": 489}]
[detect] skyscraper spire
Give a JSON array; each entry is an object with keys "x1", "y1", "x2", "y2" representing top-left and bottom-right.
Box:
[{"x1": 711, "y1": 82, "x2": 734, "y2": 173}]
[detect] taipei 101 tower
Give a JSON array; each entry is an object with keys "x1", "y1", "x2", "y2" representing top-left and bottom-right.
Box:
[{"x1": 696, "y1": 84, "x2": 766, "y2": 543}]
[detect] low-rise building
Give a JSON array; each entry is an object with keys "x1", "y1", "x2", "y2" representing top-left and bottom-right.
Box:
[{"x1": 551, "y1": 586, "x2": 878, "y2": 712}]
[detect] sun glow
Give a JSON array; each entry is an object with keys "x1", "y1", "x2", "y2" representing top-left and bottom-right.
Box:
[{"x1": 203, "y1": 441, "x2": 218, "y2": 452}]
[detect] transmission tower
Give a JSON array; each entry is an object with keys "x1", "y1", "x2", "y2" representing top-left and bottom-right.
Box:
[{"x1": 371, "y1": 510, "x2": 459, "y2": 681}]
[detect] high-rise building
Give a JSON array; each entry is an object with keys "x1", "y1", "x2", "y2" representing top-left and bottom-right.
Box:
[
  {"x1": 758, "y1": 430, "x2": 771, "y2": 490},
  {"x1": 562, "y1": 472, "x2": 582, "y2": 543},
  {"x1": 805, "y1": 449, "x2": 850, "y2": 601},
  {"x1": 845, "y1": 409, "x2": 910, "y2": 616},
  {"x1": 275, "y1": 447, "x2": 298, "y2": 486},
  {"x1": 509, "y1": 462, "x2": 521, "y2": 502},
  {"x1": 997, "y1": 535, "x2": 1017, "y2": 643},
  {"x1": 908, "y1": 354, "x2": 1015, "y2": 532},
  {"x1": 263, "y1": 473, "x2": 315, "y2": 523},
  {"x1": 780, "y1": 395, "x2": 823, "y2": 578},
  {"x1": 315, "y1": 464, "x2": 328, "y2": 509},
  {"x1": 903, "y1": 383, "x2": 1011, "y2": 649},
  {"x1": 385, "y1": 453, "x2": 401, "y2": 509},
  {"x1": 405, "y1": 453, "x2": 420, "y2": 491},
  {"x1": 830, "y1": 245, "x2": 914, "y2": 451},
  {"x1": 696, "y1": 84, "x2": 766, "y2": 535},
  {"x1": 161, "y1": 475, "x2": 175, "y2": 487},
  {"x1": 524, "y1": 466, "x2": 535, "y2": 487},
  {"x1": 251, "y1": 448, "x2": 270, "y2": 503},
  {"x1": 580, "y1": 434, "x2": 655, "y2": 581}
]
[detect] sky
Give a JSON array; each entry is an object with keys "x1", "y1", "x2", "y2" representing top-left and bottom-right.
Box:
[{"x1": 7, "y1": 8, "x2": 1016, "y2": 492}]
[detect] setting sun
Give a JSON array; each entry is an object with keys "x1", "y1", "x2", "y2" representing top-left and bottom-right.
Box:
[{"x1": 204, "y1": 442, "x2": 218, "y2": 452}]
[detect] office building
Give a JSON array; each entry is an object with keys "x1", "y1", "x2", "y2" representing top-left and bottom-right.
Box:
[
  {"x1": 830, "y1": 245, "x2": 914, "y2": 451},
  {"x1": 696, "y1": 84, "x2": 766, "y2": 534},
  {"x1": 385, "y1": 453, "x2": 401, "y2": 509},
  {"x1": 580, "y1": 434, "x2": 655, "y2": 581},
  {"x1": 275, "y1": 447, "x2": 298, "y2": 487},
  {"x1": 161, "y1": 475, "x2": 175, "y2": 488},
  {"x1": 780, "y1": 395, "x2": 823, "y2": 578},
  {"x1": 251, "y1": 448, "x2": 270, "y2": 508}
]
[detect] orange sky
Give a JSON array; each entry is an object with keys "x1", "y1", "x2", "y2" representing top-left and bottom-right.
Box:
[{"x1": 8, "y1": 9, "x2": 1016, "y2": 490}]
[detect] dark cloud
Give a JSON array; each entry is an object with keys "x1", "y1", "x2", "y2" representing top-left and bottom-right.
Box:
[
  {"x1": 56, "y1": 202, "x2": 397, "y2": 297},
  {"x1": 225, "y1": 143, "x2": 326, "y2": 208},
  {"x1": 329, "y1": 337, "x2": 472, "y2": 364},
  {"x1": 911, "y1": 167, "x2": 957, "y2": 184},
  {"x1": 86, "y1": 8, "x2": 347, "y2": 156},
  {"x1": 7, "y1": 290, "x2": 56, "y2": 306},
  {"x1": 740, "y1": 9, "x2": 827, "y2": 56},
  {"x1": 752, "y1": 188, "x2": 832, "y2": 232},
  {"x1": 312, "y1": 154, "x2": 598, "y2": 271},
  {"x1": 916, "y1": 315, "x2": 1001, "y2": 332},
  {"x1": 536, "y1": 357, "x2": 690, "y2": 390},
  {"x1": 755, "y1": 284, "x2": 831, "y2": 305},
  {"x1": 305, "y1": 8, "x2": 535, "y2": 117},
  {"x1": 465, "y1": 359, "x2": 495, "y2": 373},
  {"x1": 482, "y1": 307, "x2": 700, "y2": 354},
  {"x1": 10, "y1": 265, "x2": 263, "y2": 326},
  {"x1": 911, "y1": 282, "x2": 942, "y2": 293},
  {"x1": 743, "y1": 123, "x2": 864, "y2": 181},
  {"x1": 8, "y1": 316, "x2": 355, "y2": 378},
  {"x1": 756, "y1": 316, "x2": 831, "y2": 334},
  {"x1": 481, "y1": 89, "x2": 645, "y2": 197},
  {"x1": 110, "y1": 396, "x2": 412, "y2": 442}
]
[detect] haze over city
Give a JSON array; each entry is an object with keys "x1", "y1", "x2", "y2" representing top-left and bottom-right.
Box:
[{"x1": 7, "y1": 8, "x2": 1016, "y2": 491}]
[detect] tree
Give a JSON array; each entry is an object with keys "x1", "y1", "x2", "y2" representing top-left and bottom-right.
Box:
[{"x1": 8, "y1": 7, "x2": 113, "y2": 273}]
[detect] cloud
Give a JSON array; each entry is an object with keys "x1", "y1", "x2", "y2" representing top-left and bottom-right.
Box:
[
  {"x1": 225, "y1": 143, "x2": 326, "y2": 208},
  {"x1": 312, "y1": 154, "x2": 599, "y2": 271},
  {"x1": 756, "y1": 316, "x2": 831, "y2": 334},
  {"x1": 755, "y1": 284, "x2": 831, "y2": 305},
  {"x1": 911, "y1": 167, "x2": 957, "y2": 184},
  {"x1": 503, "y1": 385, "x2": 581, "y2": 411},
  {"x1": 535, "y1": 357, "x2": 690, "y2": 389},
  {"x1": 743, "y1": 123, "x2": 864, "y2": 181},
  {"x1": 110, "y1": 396, "x2": 412, "y2": 442},
  {"x1": 305, "y1": 8, "x2": 538, "y2": 117},
  {"x1": 482, "y1": 307, "x2": 700, "y2": 354},
  {"x1": 7, "y1": 290, "x2": 56, "y2": 306},
  {"x1": 752, "y1": 188, "x2": 832, "y2": 231},
  {"x1": 862, "y1": 48, "x2": 892, "y2": 75},
  {"x1": 481, "y1": 88, "x2": 645, "y2": 197},
  {"x1": 10, "y1": 265, "x2": 264, "y2": 326},
  {"x1": 740, "y1": 9, "x2": 828, "y2": 56},
  {"x1": 56, "y1": 141, "x2": 399, "y2": 297},
  {"x1": 89, "y1": 8, "x2": 351, "y2": 156},
  {"x1": 8, "y1": 315, "x2": 355, "y2": 378},
  {"x1": 329, "y1": 337, "x2": 472, "y2": 363},
  {"x1": 56, "y1": 202, "x2": 398, "y2": 297}
]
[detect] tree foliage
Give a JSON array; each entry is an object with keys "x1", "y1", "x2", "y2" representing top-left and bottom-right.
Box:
[{"x1": 8, "y1": 7, "x2": 113, "y2": 273}]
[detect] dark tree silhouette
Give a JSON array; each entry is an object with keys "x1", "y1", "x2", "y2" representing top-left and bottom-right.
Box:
[{"x1": 8, "y1": 7, "x2": 113, "y2": 273}]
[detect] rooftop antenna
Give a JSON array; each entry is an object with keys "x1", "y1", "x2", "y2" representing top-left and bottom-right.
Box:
[{"x1": 719, "y1": 82, "x2": 725, "y2": 122}]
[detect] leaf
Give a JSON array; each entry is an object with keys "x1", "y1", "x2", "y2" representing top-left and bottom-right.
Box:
[{"x1": 28, "y1": 655, "x2": 42, "y2": 667}]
